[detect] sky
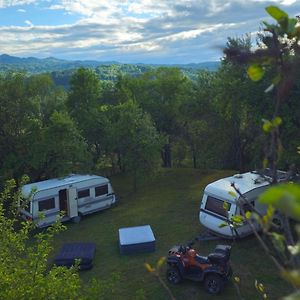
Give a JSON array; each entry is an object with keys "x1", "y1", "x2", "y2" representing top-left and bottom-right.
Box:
[{"x1": 0, "y1": 0, "x2": 300, "y2": 64}]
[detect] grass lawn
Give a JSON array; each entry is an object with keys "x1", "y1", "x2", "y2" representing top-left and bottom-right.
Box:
[{"x1": 52, "y1": 168, "x2": 292, "y2": 299}]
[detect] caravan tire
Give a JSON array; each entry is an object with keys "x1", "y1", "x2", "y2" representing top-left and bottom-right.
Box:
[{"x1": 72, "y1": 215, "x2": 81, "y2": 224}]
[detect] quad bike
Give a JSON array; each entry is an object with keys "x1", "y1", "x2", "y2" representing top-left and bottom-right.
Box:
[{"x1": 166, "y1": 241, "x2": 232, "y2": 294}]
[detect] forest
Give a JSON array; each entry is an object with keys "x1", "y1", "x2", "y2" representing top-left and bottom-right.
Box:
[{"x1": 0, "y1": 36, "x2": 299, "y2": 190}]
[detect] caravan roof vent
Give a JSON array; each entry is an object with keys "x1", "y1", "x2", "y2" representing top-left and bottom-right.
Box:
[
  {"x1": 253, "y1": 177, "x2": 265, "y2": 184},
  {"x1": 233, "y1": 174, "x2": 243, "y2": 179}
]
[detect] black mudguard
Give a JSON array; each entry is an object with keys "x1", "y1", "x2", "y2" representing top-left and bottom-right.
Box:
[{"x1": 167, "y1": 256, "x2": 186, "y2": 276}]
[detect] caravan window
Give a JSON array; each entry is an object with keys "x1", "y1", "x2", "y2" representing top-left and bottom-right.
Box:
[
  {"x1": 205, "y1": 196, "x2": 231, "y2": 217},
  {"x1": 95, "y1": 185, "x2": 108, "y2": 197},
  {"x1": 78, "y1": 189, "x2": 90, "y2": 198},
  {"x1": 38, "y1": 198, "x2": 55, "y2": 211}
]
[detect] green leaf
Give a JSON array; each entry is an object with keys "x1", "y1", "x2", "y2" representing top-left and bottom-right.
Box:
[
  {"x1": 156, "y1": 256, "x2": 166, "y2": 269},
  {"x1": 258, "y1": 283, "x2": 265, "y2": 293},
  {"x1": 247, "y1": 64, "x2": 265, "y2": 81},
  {"x1": 287, "y1": 244, "x2": 300, "y2": 256},
  {"x1": 272, "y1": 116, "x2": 282, "y2": 127},
  {"x1": 262, "y1": 119, "x2": 273, "y2": 133},
  {"x1": 283, "y1": 291, "x2": 300, "y2": 300},
  {"x1": 231, "y1": 215, "x2": 244, "y2": 224},
  {"x1": 144, "y1": 263, "x2": 155, "y2": 273},
  {"x1": 234, "y1": 276, "x2": 241, "y2": 284},
  {"x1": 265, "y1": 6, "x2": 288, "y2": 22},
  {"x1": 287, "y1": 18, "x2": 298, "y2": 36},
  {"x1": 272, "y1": 74, "x2": 282, "y2": 86},
  {"x1": 266, "y1": 205, "x2": 275, "y2": 219},
  {"x1": 228, "y1": 191, "x2": 237, "y2": 198},
  {"x1": 259, "y1": 184, "x2": 300, "y2": 221},
  {"x1": 282, "y1": 270, "x2": 300, "y2": 288},
  {"x1": 245, "y1": 211, "x2": 252, "y2": 219},
  {"x1": 263, "y1": 158, "x2": 269, "y2": 169},
  {"x1": 218, "y1": 222, "x2": 228, "y2": 228},
  {"x1": 270, "y1": 232, "x2": 286, "y2": 253},
  {"x1": 262, "y1": 21, "x2": 279, "y2": 32},
  {"x1": 223, "y1": 201, "x2": 230, "y2": 211}
]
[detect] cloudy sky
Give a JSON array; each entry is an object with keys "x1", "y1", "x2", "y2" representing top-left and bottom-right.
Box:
[{"x1": 0, "y1": 0, "x2": 299, "y2": 63}]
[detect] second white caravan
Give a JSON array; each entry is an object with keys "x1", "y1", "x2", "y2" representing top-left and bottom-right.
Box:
[
  {"x1": 199, "y1": 170, "x2": 288, "y2": 238},
  {"x1": 20, "y1": 174, "x2": 117, "y2": 227}
]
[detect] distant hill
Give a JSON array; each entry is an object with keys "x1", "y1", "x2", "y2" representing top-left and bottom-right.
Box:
[
  {"x1": 0, "y1": 54, "x2": 220, "y2": 88},
  {"x1": 0, "y1": 54, "x2": 118, "y2": 73}
]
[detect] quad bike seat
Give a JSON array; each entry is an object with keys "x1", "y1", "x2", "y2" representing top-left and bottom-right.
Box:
[
  {"x1": 208, "y1": 245, "x2": 231, "y2": 264},
  {"x1": 194, "y1": 255, "x2": 209, "y2": 264}
]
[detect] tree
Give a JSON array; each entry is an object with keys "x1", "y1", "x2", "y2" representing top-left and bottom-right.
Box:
[
  {"x1": 26, "y1": 73, "x2": 68, "y2": 125},
  {"x1": 213, "y1": 36, "x2": 271, "y2": 171},
  {"x1": 223, "y1": 6, "x2": 300, "y2": 299},
  {"x1": 31, "y1": 111, "x2": 91, "y2": 180},
  {"x1": 0, "y1": 72, "x2": 43, "y2": 183},
  {"x1": 109, "y1": 100, "x2": 163, "y2": 190},
  {"x1": 67, "y1": 68, "x2": 105, "y2": 164},
  {"x1": 131, "y1": 68, "x2": 192, "y2": 167},
  {"x1": 182, "y1": 70, "x2": 232, "y2": 169}
]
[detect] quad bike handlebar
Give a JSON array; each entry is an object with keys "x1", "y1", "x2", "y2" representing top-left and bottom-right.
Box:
[{"x1": 177, "y1": 240, "x2": 195, "y2": 254}]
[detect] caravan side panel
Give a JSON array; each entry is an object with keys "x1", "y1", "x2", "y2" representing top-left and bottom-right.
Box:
[
  {"x1": 76, "y1": 178, "x2": 116, "y2": 216},
  {"x1": 199, "y1": 193, "x2": 238, "y2": 237},
  {"x1": 32, "y1": 190, "x2": 62, "y2": 227},
  {"x1": 243, "y1": 185, "x2": 269, "y2": 215}
]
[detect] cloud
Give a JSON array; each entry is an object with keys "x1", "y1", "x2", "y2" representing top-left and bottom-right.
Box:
[
  {"x1": 24, "y1": 20, "x2": 33, "y2": 26},
  {"x1": 0, "y1": 0, "x2": 37, "y2": 8},
  {"x1": 281, "y1": 0, "x2": 296, "y2": 5},
  {"x1": 0, "y1": 0, "x2": 300, "y2": 63},
  {"x1": 48, "y1": 4, "x2": 64, "y2": 10},
  {"x1": 17, "y1": 8, "x2": 26, "y2": 12}
]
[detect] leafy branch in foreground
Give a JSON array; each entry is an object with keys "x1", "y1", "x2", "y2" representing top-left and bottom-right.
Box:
[
  {"x1": 0, "y1": 178, "x2": 117, "y2": 300},
  {"x1": 223, "y1": 5, "x2": 300, "y2": 299},
  {"x1": 144, "y1": 257, "x2": 176, "y2": 300}
]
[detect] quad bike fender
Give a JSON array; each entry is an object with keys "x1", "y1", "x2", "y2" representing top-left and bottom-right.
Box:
[
  {"x1": 203, "y1": 266, "x2": 227, "y2": 279},
  {"x1": 167, "y1": 257, "x2": 185, "y2": 276}
]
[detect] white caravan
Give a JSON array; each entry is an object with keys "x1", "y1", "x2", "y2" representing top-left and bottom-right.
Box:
[
  {"x1": 199, "y1": 170, "x2": 287, "y2": 238},
  {"x1": 20, "y1": 174, "x2": 117, "y2": 227}
]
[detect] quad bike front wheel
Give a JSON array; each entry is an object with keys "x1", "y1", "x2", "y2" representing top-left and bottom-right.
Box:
[
  {"x1": 204, "y1": 274, "x2": 224, "y2": 294},
  {"x1": 166, "y1": 267, "x2": 182, "y2": 285}
]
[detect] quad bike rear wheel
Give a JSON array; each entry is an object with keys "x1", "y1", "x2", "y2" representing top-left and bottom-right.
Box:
[
  {"x1": 166, "y1": 267, "x2": 182, "y2": 284},
  {"x1": 204, "y1": 274, "x2": 224, "y2": 294}
]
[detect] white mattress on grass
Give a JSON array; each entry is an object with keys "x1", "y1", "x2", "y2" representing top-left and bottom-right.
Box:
[{"x1": 119, "y1": 225, "x2": 155, "y2": 245}]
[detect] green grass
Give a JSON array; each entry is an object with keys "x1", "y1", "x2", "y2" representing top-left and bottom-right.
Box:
[{"x1": 52, "y1": 168, "x2": 292, "y2": 299}]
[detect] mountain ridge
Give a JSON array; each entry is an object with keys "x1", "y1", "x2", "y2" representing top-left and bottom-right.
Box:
[
  {"x1": 0, "y1": 54, "x2": 220, "y2": 87},
  {"x1": 0, "y1": 53, "x2": 219, "y2": 70}
]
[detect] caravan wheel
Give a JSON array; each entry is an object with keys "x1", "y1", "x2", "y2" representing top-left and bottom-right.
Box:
[{"x1": 72, "y1": 215, "x2": 81, "y2": 224}]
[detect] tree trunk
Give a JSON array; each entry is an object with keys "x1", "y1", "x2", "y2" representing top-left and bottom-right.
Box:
[
  {"x1": 133, "y1": 169, "x2": 137, "y2": 192},
  {"x1": 161, "y1": 144, "x2": 172, "y2": 167},
  {"x1": 192, "y1": 147, "x2": 197, "y2": 169},
  {"x1": 117, "y1": 151, "x2": 124, "y2": 172}
]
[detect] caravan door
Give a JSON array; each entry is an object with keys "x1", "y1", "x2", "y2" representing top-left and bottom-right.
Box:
[
  {"x1": 68, "y1": 187, "x2": 78, "y2": 218},
  {"x1": 59, "y1": 189, "x2": 68, "y2": 215}
]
